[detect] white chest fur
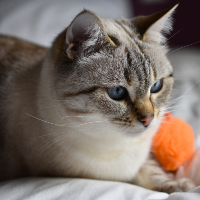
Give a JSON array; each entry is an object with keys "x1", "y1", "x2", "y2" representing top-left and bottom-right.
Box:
[
  {"x1": 61, "y1": 120, "x2": 157, "y2": 182},
  {"x1": 37, "y1": 101, "x2": 157, "y2": 182}
]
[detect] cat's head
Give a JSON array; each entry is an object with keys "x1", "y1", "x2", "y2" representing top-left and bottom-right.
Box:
[{"x1": 47, "y1": 5, "x2": 177, "y2": 137}]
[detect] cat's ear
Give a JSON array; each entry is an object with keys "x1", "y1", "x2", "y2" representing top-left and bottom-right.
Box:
[
  {"x1": 133, "y1": 4, "x2": 178, "y2": 44},
  {"x1": 64, "y1": 10, "x2": 115, "y2": 59}
]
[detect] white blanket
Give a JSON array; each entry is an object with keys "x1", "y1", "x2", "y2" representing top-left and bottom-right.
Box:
[{"x1": 0, "y1": 178, "x2": 200, "y2": 200}]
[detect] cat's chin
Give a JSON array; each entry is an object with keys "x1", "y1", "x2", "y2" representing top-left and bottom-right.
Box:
[
  {"x1": 124, "y1": 131, "x2": 144, "y2": 137},
  {"x1": 124, "y1": 128, "x2": 151, "y2": 137}
]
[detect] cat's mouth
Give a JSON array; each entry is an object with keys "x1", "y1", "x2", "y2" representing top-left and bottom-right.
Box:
[
  {"x1": 112, "y1": 117, "x2": 157, "y2": 136},
  {"x1": 112, "y1": 117, "x2": 156, "y2": 127},
  {"x1": 112, "y1": 117, "x2": 132, "y2": 125}
]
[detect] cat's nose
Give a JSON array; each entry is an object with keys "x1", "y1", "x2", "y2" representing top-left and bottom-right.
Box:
[{"x1": 138, "y1": 115, "x2": 154, "y2": 127}]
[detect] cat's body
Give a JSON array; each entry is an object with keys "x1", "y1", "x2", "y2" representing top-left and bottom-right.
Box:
[
  {"x1": 0, "y1": 34, "x2": 157, "y2": 182},
  {"x1": 0, "y1": 5, "x2": 196, "y2": 193}
]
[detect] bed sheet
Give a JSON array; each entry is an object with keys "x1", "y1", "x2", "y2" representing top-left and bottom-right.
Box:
[{"x1": 0, "y1": 178, "x2": 200, "y2": 200}]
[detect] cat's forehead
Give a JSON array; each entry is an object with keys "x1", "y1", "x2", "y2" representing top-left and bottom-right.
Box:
[
  {"x1": 102, "y1": 18, "x2": 173, "y2": 78},
  {"x1": 103, "y1": 18, "x2": 137, "y2": 43},
  {"x1": 76, "y1": 41, "x2": 171, "y2": 95}
]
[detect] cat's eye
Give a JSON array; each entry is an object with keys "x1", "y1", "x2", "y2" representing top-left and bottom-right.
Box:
[
  {"x1": 108, "y1": 86, "x2": 127, "y2": 100},
  {"x1": 150, "y1": 79, "x2": 163, "y2": 93}
]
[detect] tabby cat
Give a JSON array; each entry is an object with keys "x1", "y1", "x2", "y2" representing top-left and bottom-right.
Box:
[{"x1": 0, "y1": 4, "x2": 195, "y2": 193}]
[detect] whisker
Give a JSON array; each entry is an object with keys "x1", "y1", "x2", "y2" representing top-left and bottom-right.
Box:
[
  {"x1": 38, "y1": 135, "x2": 67, "y2": 155},
  {"x1": 112, "y1": 121, "x2": 126, "y2": 125},
  {"x1": 168, "y1": 29, "x2": 183, "y2": 41},
  {"x1": 40, "y1": 103, "x2": 63, "y2": 110},
  {"x1": 164, "y1": 109, "x2": 186, "y2": 113},
  {"x1": 53, "y1": 99, "x2": 69, "y2": 102},
  {"x1": 168, "y1": 40, "x2": 200, "y2": 55},
  {"x1": 25, "y1": 113, "x2": 66, "y2": 127},
  {"x1": 29, "y1": 132, "x2": 65, "y2": 140},
  {"x1": 61, "y1": 115, "x2": 100, "y2": 120},
  {"x1": 167, "y1": 95, "x2": 189, "y2": 105},
  {"x1": 73, "y1": 121, "x2": 106, "y2": 127},
  {"x1": 30, "y1": 121, "x2": 114, "y2": 141},
  {"x1": 167, "y1": 80, "x2": 200, "y2": 109},
  {"x1": 25, "y1": 113, "x2": 107, "y2": 128},
  {"x1": 159, "y1": 121, "x2": 174, "y2": 125},
  {"x1": 163, "y1": 106, "x2": 186, "y2": 112},
  {"x1": 164, "y1": 105, "x2": 185, "y2": 109},
  {"x1": 164, "y1": 105, "x2": 185, "y2": 110},
  {"x1": 158, "y1": 126, "x2": 167, "y2": 132}
]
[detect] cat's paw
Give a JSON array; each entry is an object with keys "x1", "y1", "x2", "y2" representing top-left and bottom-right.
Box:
[{"x1": 159, "y1": 178, "x2": 196, "y2": 194}]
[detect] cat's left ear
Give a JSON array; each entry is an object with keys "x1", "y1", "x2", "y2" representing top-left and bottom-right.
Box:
[{"x1": 133, "y1": 4, "x2": 178, "y2": 44}]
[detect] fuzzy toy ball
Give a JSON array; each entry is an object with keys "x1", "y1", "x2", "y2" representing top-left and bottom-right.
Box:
[{"x1": 152, "y1": 113, "x2": 195, "y2": 171}]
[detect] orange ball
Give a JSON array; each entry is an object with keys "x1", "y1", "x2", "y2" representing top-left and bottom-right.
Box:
[{"x1": 152, "y1": 113, "x2": 195, "y2": 171}]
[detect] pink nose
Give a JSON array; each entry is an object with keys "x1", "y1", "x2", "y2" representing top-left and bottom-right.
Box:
[{"x1": 139, "y1": 116, "x2": 154, "y2": 127}]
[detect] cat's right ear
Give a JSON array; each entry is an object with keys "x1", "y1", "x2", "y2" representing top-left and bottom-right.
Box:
[
  {"x1": 64, "y1": 10, "x2": 115, "y2": 59},
  {"x1": 132, "y1": 4, "x2": 178, "y2": 44}
]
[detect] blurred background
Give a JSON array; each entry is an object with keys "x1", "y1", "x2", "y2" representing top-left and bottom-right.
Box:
[
  {"x1": 133, "y1": 0, "x2": 200, "y2": 48},
  {"x1": 0, "y1": 0, "x2": 133, "y2": 46},
  {"x1": 0, "y1": 0, "x2": 200, "y2": 146},
  {"x1": 0, "y1": 0, "x2": 199, "y2": 48}
]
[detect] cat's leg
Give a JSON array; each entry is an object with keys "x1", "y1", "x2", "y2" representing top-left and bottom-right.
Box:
[{"x1": 132, "y1": 154, "x2": 196, "y2": 194}]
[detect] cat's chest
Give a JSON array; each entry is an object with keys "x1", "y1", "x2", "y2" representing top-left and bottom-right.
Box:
[
  {"x1": 59, "y1": 128, "x2": 155, "y2": 182},
  {"x1": 35, "y1": 107, "x2": 157, "y2": 181}
]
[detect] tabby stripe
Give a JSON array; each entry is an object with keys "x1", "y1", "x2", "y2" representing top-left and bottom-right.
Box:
[
  {"x1": 143, "y1": 59, "x2": 148, "y2": 87},
  {"x1": 65, "y1": 87, "x2": 98, "y2": 97},
  {"x1": 124, "y1": 68, "x2": 131, "y2": 85},
  {"x1": 124, "y1": 51, "x2": 132, "y2": 85},
  {"x1": 134, "y1": 42, "x2": 146, "y2": 88},
  {"x1": 152, "y1": 64, "x2": 157, "y2": 80},
  {"x1": 65, "y1": 107, "x2": 91, "y2": 114},
  {"x1": 135, "y1": 40, "x2": 152, "y2": 94},
  {"x1": 144, "y1": 56, "x2": 150, "y2": 88}
]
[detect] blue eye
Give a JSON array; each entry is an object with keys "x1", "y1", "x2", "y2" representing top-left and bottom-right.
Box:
[
  {"x1": 150, "y1": 79, "x2": 163, "y2": 93},
  {"x1": 108, "y1": 86, "x2": 127, "y2": 100}
]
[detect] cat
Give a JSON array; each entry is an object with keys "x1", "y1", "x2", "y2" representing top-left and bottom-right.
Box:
[{"x1": 0, "y1": 4, "x2": 196, "y2": 193}]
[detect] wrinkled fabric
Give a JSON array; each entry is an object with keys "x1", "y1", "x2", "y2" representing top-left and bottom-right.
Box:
[
  {"x1": 0, "y1": 178, "x2": 169, "y2": 200},
  {"x1": 158, "y1": 187, "x2": 200, "y2": 200},
  {"x1": 0, "y1": 178, "x2": 200, "y2": 200}
]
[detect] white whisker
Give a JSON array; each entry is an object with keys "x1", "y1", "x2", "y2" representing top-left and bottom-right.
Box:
[
  {"x1": 168, "y1": 40, "x2": 200, "y2": 55},
  {"x1": 168, "y1": 95, "x2": 189, "y2": 106},
  {"x1": 73, "y1": 121, "x2": 106, "y2": 127},
  {"x1": 29, "y1": 132, "x2": 65, "y2": 140},
  {"x1": 61, "y1": 115, "x2": 98, "y2": 120},
  {"x1": 25, "y1": 113, "x2": 66, "y2": 127},
  {"x1": 167, "y1": 29, "x2": 183, "y2": 41},
  {"x1": 38, "y1": 135, "x2": 67, "y2": 155},
  {"x1": 40, "y1": 103, "x2": 63, "y2": 110}
]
